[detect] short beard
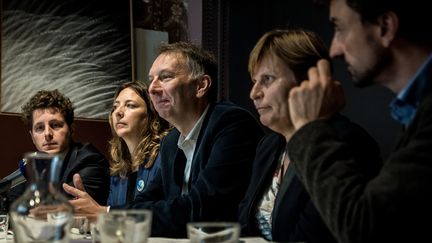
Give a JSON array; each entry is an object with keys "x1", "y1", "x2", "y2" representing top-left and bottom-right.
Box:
[
  {"x1": 352, "y1": 55, "x2": 389, "y2": 88},
  {"x1": 350, "y1": 38, "x2": 390, "y2": 88},
  {"x1": 351, "y1": 67, "x2": 375, "y2": 88}
]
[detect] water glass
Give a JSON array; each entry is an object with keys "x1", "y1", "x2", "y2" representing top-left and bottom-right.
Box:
[
  {"x1": 71, "y1": 216, "x2": 89, "y2": 235},
  {"x1": 9, "y1": 152, "x2": 73, "y2": 243},
  {"x1": 97, "y1": 209, "x2": 152, "y2": 243},
  {"x1": 0, "y1": 214, "x2": 8, "y2": 239},
  {"x1": 90, "y1": 222, "x2": 101, "y2": 243},
  {"x1": 187, "y1": 222, "x2": 240, "y2": 243}
]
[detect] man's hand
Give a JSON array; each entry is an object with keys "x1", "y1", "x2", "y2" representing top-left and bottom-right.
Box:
[
  {"x1": 63, "y1": 173, "x2": 108, "y2": 222},
  {"x1": 72, "y1": 173, "x2": 85, "y2": 191},
  {"x1": 289, "y1": 59, "x2": 345, "y2": 130},
  {"x1": 29, "y1": 204, "x2": 71, "y2": 219}
]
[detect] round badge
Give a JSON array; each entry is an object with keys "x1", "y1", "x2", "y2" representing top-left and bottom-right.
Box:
[{"x1": 137, "y1": 179, "x2": 145, "y2": 192}]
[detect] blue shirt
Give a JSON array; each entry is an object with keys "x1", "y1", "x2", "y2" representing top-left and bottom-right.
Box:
[
  {"x1": 390, "y1": 54, "x2": 432, "y2": 126},
  {"x1": 107, "y1": 154, "x2": 161, "y2": 206}
]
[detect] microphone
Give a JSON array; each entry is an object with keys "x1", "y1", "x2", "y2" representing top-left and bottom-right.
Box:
[{"x1": 0, "y1": 159, "x2": 27, "y2": 195}]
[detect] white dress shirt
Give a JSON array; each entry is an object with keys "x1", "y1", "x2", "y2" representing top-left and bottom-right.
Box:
[{"x1": 177, "y1": 106, "x2": 209, "y2": 194}]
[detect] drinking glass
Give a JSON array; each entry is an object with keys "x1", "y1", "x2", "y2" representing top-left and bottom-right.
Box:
[
  {"x1": 9, "y1": 152, "x2": 74, "y2": 243},
  {"x1": 71, "y1": 216, "x2": 89, "y2": 235},
  {"x1": 187, "y1": 222, "x2": 240, "y2": 243},
  {"x1": 0, "y1": 214, "x2": 8, "y2": 239},
  {"x1": 97, "y1": 209, "x2": 152, "y2": 243}
]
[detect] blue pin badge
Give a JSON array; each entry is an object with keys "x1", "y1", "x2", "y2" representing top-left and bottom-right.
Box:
[{"x1": 137, "y1": 179, "x2": 145, "y2": 192}]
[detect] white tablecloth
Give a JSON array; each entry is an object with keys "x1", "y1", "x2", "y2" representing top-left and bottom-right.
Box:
[{"x1": 1, "y1": 234, "x2": 268, "y2": 243}]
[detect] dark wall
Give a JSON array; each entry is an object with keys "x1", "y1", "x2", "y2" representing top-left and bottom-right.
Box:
[
  {"x1": 0, "y1": 113, "x2": 111, "y2": 178},
  {"x1": 0, "y1": 0, "x2": 402, "y2": 181},
  {"x1": 223, "y1": 0, "x2": 401, "y2": 158}
]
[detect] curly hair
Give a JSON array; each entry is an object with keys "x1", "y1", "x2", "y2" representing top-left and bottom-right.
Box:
[
  {"x1": 108, "y1": 81, "x2": 171, "y2": 177},
  {"x1": 21, "y1": 89, "x2": 74, "y2": 129}
]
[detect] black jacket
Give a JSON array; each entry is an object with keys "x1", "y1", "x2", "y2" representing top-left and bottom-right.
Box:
[
  {"x1": 288, "y1": 88, "x2": 432, "y2": 242},
  {"x1": 120, "y1": 101, "x2": 264, "y2": 237},
  {"x1": 8, "y1": 142, "x2": 110, "y2": 207},
  {"x1": 240, "y1": 115, "x2": 380, "y2": 243}
]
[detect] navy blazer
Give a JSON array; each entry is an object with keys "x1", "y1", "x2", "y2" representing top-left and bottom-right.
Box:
[
  {"x1": 61, "y1": 142, "x2": 110, "y2": 204},
  {"x1": 107, "y1": 156, "x2": 161, "y2": 206},
  {"x1": 8, "y1": 142, "x2": 110, "y2": 206},
  {"x1": 239, "y1": 115, "x2": 381, "y2": 243},
  {"x1": 121, "y1": 101, "x2": 264, "y2": 237}
]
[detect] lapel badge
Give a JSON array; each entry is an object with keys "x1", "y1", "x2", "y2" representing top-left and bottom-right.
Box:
[{"x1": 137, "y1": 179, "x2": 145, "y2": 192}]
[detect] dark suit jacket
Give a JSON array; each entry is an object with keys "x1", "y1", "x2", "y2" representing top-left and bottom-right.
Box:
[
  {"x1": 60, "y1": 142, "x2": 110, "y2": 204},
  {"x1": 287, "y1": 87, "x2": 432, "y2": 242},
  {"x1": 240, "y1": 115, "x2": 380, "y2": 243},
  {"x1": 8, "y1": 142, "x2": 110, "y2": 207},
  {"x1": 119, "y1": 101, "x2": 264, "y2": 237}
]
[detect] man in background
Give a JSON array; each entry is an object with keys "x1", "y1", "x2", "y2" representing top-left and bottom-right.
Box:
[
  {"x1": 7, "y1": 89, "x2": 110, "y2": 207},
  {"x1": 113, "y1": 42, "x2": 263, "y2": 237},
  {"x1": 286, "y1": 0, "x2": 432, "y2": 242}
]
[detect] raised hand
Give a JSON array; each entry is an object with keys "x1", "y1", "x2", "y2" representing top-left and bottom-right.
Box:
[
  {"x1": 63, "y1": 173, "x2": 108, "y2": 222},
  {"x1": 72, "y1": 173, "x2": 85, "y2": 192},
  {"x1": 288, "y1": 59, "x2": 345, "y2": 130}
]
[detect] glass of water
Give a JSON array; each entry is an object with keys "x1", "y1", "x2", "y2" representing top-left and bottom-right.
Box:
[
  {"x1": 97, "y1": 209, "x2": 152, "y2": 243},
  {"x1": 0, "y1": 214, "x2": 9, "y2": 239},
  {"x1": 187, "y1": 222, "x2": 240, "y2": 243}
]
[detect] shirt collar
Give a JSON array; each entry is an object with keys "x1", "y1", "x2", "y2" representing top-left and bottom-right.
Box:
[
  {"x1": 178, "y1": 105, "x2": 210, "y2": 149},
  {"x1": 390, "y1": 53, "x2": 432, "y2": 126},
  {"x1": 57, "y1": 145, "x2": 71, "y2": 161}
]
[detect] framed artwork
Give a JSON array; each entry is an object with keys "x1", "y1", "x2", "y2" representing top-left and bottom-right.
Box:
[{"x1": 1, "y1": 0, "x2": 132, "y2": 119}]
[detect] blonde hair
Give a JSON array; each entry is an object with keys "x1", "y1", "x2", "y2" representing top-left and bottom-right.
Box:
[{"x1": 248, "y1": 28, "x2": 330, "y2": 82}]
